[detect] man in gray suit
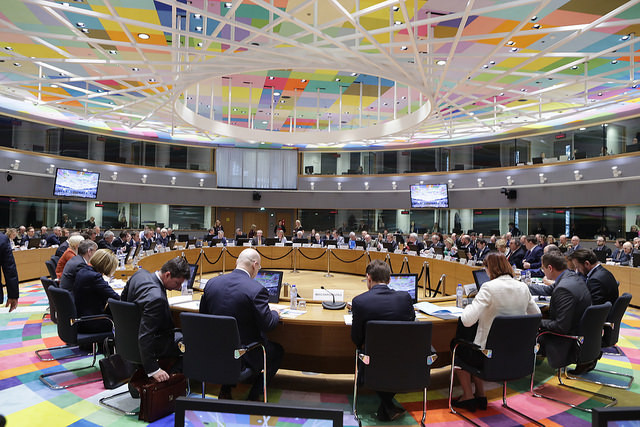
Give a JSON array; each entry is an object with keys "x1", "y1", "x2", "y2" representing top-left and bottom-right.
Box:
[
  {"x1": 538, "y1": 251, "x2": 592, "y2": 370},
  {"x1": 121, "y1": 257, "x2": 190, "y2": 382},
  {"x1": 60, "y1": 239, "x2": 97, "y2": 291}
]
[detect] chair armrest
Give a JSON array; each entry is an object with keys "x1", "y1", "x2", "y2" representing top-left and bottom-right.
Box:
[
  {"x1": 451, "y1": 338, "x2": 480, "y2": 351},
  {"x1": 234, "y1": 341, "x2": 264, "y2": 359},
  {"x1": 70, "y1": 314, "x2": 114, "y2": 328},
  {"x1": 536, "y1": 330, "x2": 584, "y2": 345},
  {"x1": 604, "y1": 322, "x2": 614, "y2": 331}
]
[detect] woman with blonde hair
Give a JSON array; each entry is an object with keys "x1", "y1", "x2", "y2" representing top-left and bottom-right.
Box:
[
  {"x1": 73, "y1": 249, "x2": 120, "y2": 333},
  {"x1": 4, "y1": 228, "x2": 18, "y2": 250}
]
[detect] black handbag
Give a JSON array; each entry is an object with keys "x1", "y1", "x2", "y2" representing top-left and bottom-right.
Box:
[{"x1": 99, "y1": 338, "x2": 136, "y2": 389}]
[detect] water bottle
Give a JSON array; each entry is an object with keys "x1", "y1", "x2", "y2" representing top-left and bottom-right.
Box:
[
  {"x1": 456, "y1": 283, "x2": 464, "y2": 308},
  {"x1": 290, "y1": 285, "x2": 298, "y2": 309},
  {"x1": 525, "y1": 270, "x2": 532, "y2": 285},
  {"x1": 520, "y1": 270, "x2": 526, "y2": 281},
  {"x1": 181, "y1": 280, "x2": 188, "y2": 296}
]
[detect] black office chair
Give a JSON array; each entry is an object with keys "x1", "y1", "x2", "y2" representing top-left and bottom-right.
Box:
[
  {"x1": 38, "y1": 287, "x2": 113, "y2": 389},
  {"x1": 448, "y1": 314, "x2": 542, "y2": 427},
  {"x1": 40, "y1": 276, "x2": 58, "y2": 324},
  {"x1": 99, "y1": 299, "x2": 142, "y2": 415},
  {"x1": 180, "y1": 312, "x2": 268, "y2": 402},
  {"x1": 353, "y1": 321, "x2": 437, "y2": 427},
  {"x1": 531, "y1": 302, "x2": 616, "y2": 412},
  {"x1": 45, "y1": 259, "x2": 58, "y2": 279},
  {"x1": 565, "y1": 293, "x2": 633, "y2": 389}
]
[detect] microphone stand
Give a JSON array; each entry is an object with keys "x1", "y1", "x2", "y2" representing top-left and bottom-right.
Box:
[{"x1": 320, "y1": 286, "x2": 346, "y2": 310}]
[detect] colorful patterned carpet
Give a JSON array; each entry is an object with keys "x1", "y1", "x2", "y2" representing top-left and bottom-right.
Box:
[{"x1": 1, "y1": 281, "x2": 638, "y2": 426}]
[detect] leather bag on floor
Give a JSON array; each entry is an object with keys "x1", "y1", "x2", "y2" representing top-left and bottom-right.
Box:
[{"x1": 135, "y1": 373, "x2": 187, "y2": 422}]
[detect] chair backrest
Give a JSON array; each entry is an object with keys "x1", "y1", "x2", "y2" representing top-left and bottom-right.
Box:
[
  {"x1": 362, "y1": 320, "x2": 433, "y2": 392},
  {"x1": 45, "y1": 259, "x2": 57, "y2": 279},
  {"x1": 180, "y1": 313, "x2": 242, "y2": 385},
  {"x1": 481, "y1": 314, "x2": 542, "y2": 381},
  {"x1": 107, "y1": 298, "x2": 143, "y2": 364},
  {"x1": 577, "y1": 302, "x2": 612, "y2": 364},
  {"x1": 51, "y1": 255, "x2": 60, "y2": 265},
  {"x1": 603, "y1": 293, "x2": 632, "y2": 347},
  {"x1": 47, "y1": 287, "x2": 79, "y2": 344},
  {"x1": 40, "y1": 276, "x2": 59, "y2": 324}
]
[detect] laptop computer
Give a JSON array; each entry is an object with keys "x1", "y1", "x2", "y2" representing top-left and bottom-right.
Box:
[
  {"x1": 472, "y1": 269, "x2": 490, "y2": 290},
  {"x1": 28, "y1": 238, "x2": 41, "y2": 249},
  {"x1": 381, "y1": 241, "x2": 395, "y2": 251},
  {"x1": 254, "y1": 270, "x2": 283, "y2": 303},
  {"x1": 186, "y1": 264, "x2": 198, "y2": 290},
  {"x1": 178, "y1": 234, "x2": 189, "y2": 242},
  {"x1": 167, "y1": 239, "x2": 176, "y2": 250},
  {"x1": 264, "y1": 238, "x2": 279, "y2": 246},
  {"x1": 122, "y1": 245, "x2": 134, "y2": 263},
  {"x1": 388, "y1": 274, "x2": 419, "y2": 303},
  {"x1": 147, "y1": 241, "x2": 156, "y2": 252}
]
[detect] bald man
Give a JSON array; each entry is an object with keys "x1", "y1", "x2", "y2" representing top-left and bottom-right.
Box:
[{"x1": 200, "y1": 248, "x2": 283, "y2": 401}]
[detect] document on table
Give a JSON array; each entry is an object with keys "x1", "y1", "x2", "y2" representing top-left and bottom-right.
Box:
[
  {"x1": 414, "y1": 301, "x2": 464, "y2": 320},
  {"x1": 278, "y1": 309, "x2": 307, "y2": 319},
  {"x1": 168, "y1": 296, "x2": 200, "y2": 311}
]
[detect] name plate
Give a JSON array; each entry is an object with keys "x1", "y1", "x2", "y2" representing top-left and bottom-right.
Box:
[
  {"x1": 425, "y1": 253, "x2": 434, "y2": 258},
  {"x1": 459, "y1": 258, "x2": 467, "y2": 264},
  {"x1": 188, "y1": 244, "x2": 195, "y2": 249},
  {"x1": 243, "y1": 242, "x2": 252, "y2": 246},
  {"x1": 444, "y1": 255, "x2": 452, "y2": 262},
  {"x1": 312, "y1": 288, "x2": 345, "y2": 302},
  {"x1": 338, "y1": 244, "x2": 349, "y2": 249},
  {"x1": 312, "y1": 244, "x2": 321, "y2": 248},
  {"x1": 380, "y1": 248, "x2": 388, "y2": 253},
  {"x1": 407, "y1": 250, "x2": 417, "y2": 256},
  {"x1": 368, "y1": 247, "x2": 377, "y2": 252},
  {"x1": 293, "y1": 243, "x2": 302, "y2": 247},
  {"x1": 327, "y1": 245, "x2": 336, "y2": 249},
  {"x1": 145, "y1": 250, "x2": 154, "y2": 256},
  {"x1": 275, "y1": 242, "x2": 285, "y2": 247},
  {"x1": 216, "y1": 243, "x2": 224, "y2": 247},
  {"x1": 227, "y1": 242, "x2": 235, "y2": 247},
  {"x1": 303, "y1": 243, "x2": 312, "y2": 247},
  {"x1": 355, "y1": 246, "x2": 364, "y2": 251},
  {"x1": 435, "y1": 254, "x2": 443, "y2": 260},
  {"x1": 394, "y1": 249, "x2": 403, "y2": 254}
]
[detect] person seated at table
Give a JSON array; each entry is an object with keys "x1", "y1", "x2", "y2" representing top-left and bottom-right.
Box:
[
  {"x1": 234, "y1": 228, "x2": 246, "y2": 239},
  {"x1": 141, "y1": 229, "x2": 155, "y2": 250},
  {"x1": 472, "y1": 239, "x2": 489, "y2": 264},
  {"x1": 346, "y1": 232, "x2": 358, "y2": 248},
  {"x1": 247, "y1": 224, "x2": 257, "y2": 239},
  {"x1": 56, "y1": 235, "x2": 85, "y2": 279},
  {"x1": 275, "y1": 229, "x2": 287, "y2": 245},
  {"x1": 332, "y1": 230, "x2": 344, "y2": 245},
  {"x1": 98, "y1": 230, "x2": 117, "y2": 252},
  {"x1": 618, "y1": 242, "x2": 634, "y2": 266},
  {"x1": 46, "y1": 226, "x2": 62, "y2": 247},
  {"x1": 20, "y1": 227, "x2": 35, "y2": 247},
  {"x1": 156, "y1": 228, "x2": 170, "y2": 247},
  {"x1": 444, "y1": 237, "x2": 458, "y2": 258},
  {"x1": 4, "y1": 228, "x2": 18, "y2": 251},
  {"x1": 351, "y1": 259, "x2": 415, "y2": 421},
  {"x1": 451, "y1": 253, "x2": 540, "y2": 412},
  {"x1": 251, "y1": 229, "x2": 265, "y2": 246},
  {"x1": 214, "y1": 230, "x2": 227, "y2": 246},
  {"x1": 73, "y1": 249, "x2": 120, "y2": 333},
  {"x1": 310, "y1": 231, "x2": 320, "y2": 244},
  {"x1": 404, "y1": 233, "x2": 424, "y2": 253},
  {"x1": 203, "y1": 228, "x2": 216, "y2": 242},
  {"x1": 200, "y1": 248, "x2": 282, "y2": 401},
  {"x1": 383, "y1": 233, "x2": 397, "y2": 252},
  {"x1": 522, "y1": 235, "x2": 543, "y2": 270}
]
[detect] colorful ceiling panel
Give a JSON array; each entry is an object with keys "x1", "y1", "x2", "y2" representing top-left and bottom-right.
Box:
[{"x1": 0, "y1": 0, "x2": 638, "y2": 150}]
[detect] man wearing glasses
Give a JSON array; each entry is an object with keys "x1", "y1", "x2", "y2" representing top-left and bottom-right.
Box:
[{"x1": 200, "y1": 248, "x2": 282, "y2": 401}]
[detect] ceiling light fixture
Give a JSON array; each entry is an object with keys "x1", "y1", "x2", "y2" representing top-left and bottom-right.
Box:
[
  {"x1": 364, "y1": 182, "x2": 369, "y2": 190},
  {"x1": 573, "y1": 170, "x2": 583, "y2": 181},
  {"x1": 132, "y1": 67, "x2": 139, "y2": 71},
  {"x1": 539, "y1": 173, "x2": 547, "y2": 184},
  {"x1": 392, "y1": 181, "x2": 397, "y2": 190},
  {"x1": 477, "y1": 178, "x2": 484, "y2": 187},
  {"x1": 447, "y1": 179, "x2": 454, "y2": 189},
  {"x1": 506, "y1": 176, "x2": 514, "y2": 186},
  {"x1": 111, "y1": 171, "x2": 118, "y2": 181},
  {"x1": 199, "y1": 178, "x2": 204, "y2": 187},
  {"x1": 46, "y1": 164, "x2": 55, "y2": 174},
  {"x1": 337, "y1": 182, "x2": 342, "y2": 191},
  {"x1": 10, "y1": 160, "x2": 20, "y2": 170},
  {"x1": 141, "y1": 174, "x2": 147, "y2": 184},
  {"x1": 170, "y1": 176, "x2": 176, "y2": 185},
  {"x1": 611, "y1": 166, "x2": 622, "y2": 177},
  {"x1": 310, "y1": 182, "x2": 315, "y2": 190},
  {"x1": 571, "y1": 65, "x2": 579, "y2": 70},
  {"x1": 511, "y1": 47, "x2": 518, "y2": 52},
  {"x1": 394, "y1": 21, "x2": 402, "y2": 25},
  {"x1": 533, "y1": 24, "x2": 541, "y2": 29}
]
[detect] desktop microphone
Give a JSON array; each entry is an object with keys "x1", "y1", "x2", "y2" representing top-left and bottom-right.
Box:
[{"x1": 320, "y1": 286, "x2": 346, "y2": 310}]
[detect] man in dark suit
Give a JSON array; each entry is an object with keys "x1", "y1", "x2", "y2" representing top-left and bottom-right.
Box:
[
  {"x1": 45, "y1": 226, "x2": 62, "y2": 247},
  {"x1": 121, "y1": 257, "x2": 190, "y2": 382},
  {"x1": 593, "y1": 236, "x2": 612, "y2": 259},
  {"x1": 0, "y1": 234, "x2": 19, "y2": 312},
  {"x1": 472, "y1": 239, "x2": 489, "y2": 264},
  {"x1": 610, "y1": 238, "x2": 625, "y2": 261},
  {"x1": 250, "y1": 229, "x2": 265, "y2": 246},
  {"x1": 522, "y1": 235, "x2": 543, "y2": 270},
  {"x1": 569, "y1": 249, "x2": 618, "y2": 306},
  {"x1": 141, "y1": 230, "x2": 155, "y2": 250},
  {"x1": 97, "y1": 231, "x2": 117, "y2": 252},
  {"x1": 403, "y1": 233, "x2": 423, "y2": 253},
  {"x1": 351, "y1": 259, "x2": 415, "y2": 421},
  {"x1": 506, "y1": 239, "x2": 526, "y2": 269},
  {"x1": 200, "y1": 248, "x2": 282, "y2": 401},
  {"x1": 60, "y1": 239, "x2": 97, "y2": 291},
  {"x1": 538, "y1": 252, "x2": 591, "y2": 371}
]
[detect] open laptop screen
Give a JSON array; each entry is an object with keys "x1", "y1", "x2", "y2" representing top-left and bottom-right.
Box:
[
  {"x1": 388, "y1": 274, "x2": 418, "y2": 303},
  {"x1": 472, "y1": 269, "x2": 490, "y2": 289},
  {"x1": 254, "y1": 270, "x2": 283, "y2": 303},
  {"x1": 175, "y1": 397, "x2": 343, "y2": 427},
  {"x1": 187, "y1": 264, "x2": 198, "y2": 289}
]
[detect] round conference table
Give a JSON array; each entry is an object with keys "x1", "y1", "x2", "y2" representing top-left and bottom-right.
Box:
[{"x1": 139, "y1": 246, "x2": 479, "y2": 374}]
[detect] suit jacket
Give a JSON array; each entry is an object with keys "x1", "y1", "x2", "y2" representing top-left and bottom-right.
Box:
[
  {"x1": 73, "y1": 264, "x2": 120, "y2": 318},
  {"x1": 540, "y1": 270, "x2": 591, "y2": 368},
  {"x1": 611, "y1": 248, "x2": 623, "y2": 261},
  {"x1": 60, "y1": 254, "x2": 87, "y2": 291},
  {"x1": 55, "y1": 240, "x2": 69, "y2": 258},
  {"x1": 523, "y1": 245, "x2": 543, "y2": 269},
  {"x1": 46, "y1": 234, "x2": 60, "y2": 247},
  {"x1": 473, "y1": 246, "x2": 489, "y2": 262},
  {"x1": 593, "y1": 245, "x2": 612, "y2": 258},
  {"x1": 98, "y1": 239, "x2": 117, "y2": 253},
  {"x1": 351, "y1": 284, "x2": 415, "y2": 349},
  {"x1": 200, "y1": 269, "x2": 279, "y2": 348},
  {"x1": 156, "y1": 236, "x2": 169, "y2": 247},
  {"x1": 0, "y1": 234, "x2": 19, "y2": 303},
  {"x1": 586, "y1": 264, "x2": 619, "y2": 306},
  {"x1": 507, "y1": 245, "x2": 526, "y2": 269},
  {"x1": 251, "y1": 236, "x2": 265, "y2": 246},
  {"x1": 141, "y1": 236, "x2": 154, "y2": 250},
  {"x1": 121, "y1": 269, "x2": 177, "y2": 374}
]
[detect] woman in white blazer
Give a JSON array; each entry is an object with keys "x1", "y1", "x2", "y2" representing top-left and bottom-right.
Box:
[{"x1": 452, "y1": 252, "x2": 540, "y2": 412}]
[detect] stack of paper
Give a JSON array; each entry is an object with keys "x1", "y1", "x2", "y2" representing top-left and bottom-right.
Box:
[{"x1": 414, "y1": 301, "x2": 464, "y2": 319}]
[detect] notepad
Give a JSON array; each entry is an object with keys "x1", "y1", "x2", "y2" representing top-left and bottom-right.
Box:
[
  {"x1": 278, "y1": 309, "x2": 307, "y2": 318},
  {"x1": 414, "y1": 301, "x2": 464, "y2": 319}
]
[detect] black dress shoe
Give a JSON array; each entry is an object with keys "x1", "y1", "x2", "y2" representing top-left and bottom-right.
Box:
[
  {"x1": 568, "y1": 360, "x2": 597, "y2": 375},
  {"x1": 452, "y1": 397, "x2": 477, "y2": 412},
  {"x1": 475, "y1": 396, "x2": 488, "y2": 410}
]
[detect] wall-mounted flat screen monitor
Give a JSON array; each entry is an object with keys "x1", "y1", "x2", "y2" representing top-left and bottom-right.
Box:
[
  {"x1": 53, "y1": 168, "x2": 100, "y2": 199},
  {"x1": 410, "y1": 184, "x2": 449, "y2": 208},
  {"x1": 388, "y1": 274, "x2": 418, "y2": 303}
]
